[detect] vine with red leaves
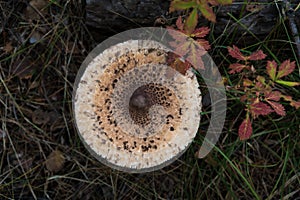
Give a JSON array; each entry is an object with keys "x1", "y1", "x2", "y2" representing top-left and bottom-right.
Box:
[
  {"x1": 227, "y1": 46, "x2": 300, "y2": 140},
  {"x1": 168, "y1": 0, "x2": 300, "y2": 141}
]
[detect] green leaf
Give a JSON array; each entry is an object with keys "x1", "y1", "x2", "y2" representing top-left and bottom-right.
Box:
[
  {"x1": 214, "y1": 0, "x2": 233, "y2": 5},
  {"x1": 266, "y1": 60, "x2": 277, "y2": 81},
  {"x1": 170, "y1": 0, "x2": 197, "y2": 12},
  {"x1": 184, "y1": 8, "x2": 198, "y2": 34},
  {"x1": 275, "y1": 80, "x2": 300, "y2": 87},
  {"x1": 198, "y1": 0, "x2": 216, "y2": 22},
  {"x1": 208, "y1": 0, "x2": 232, "y2": 5}
]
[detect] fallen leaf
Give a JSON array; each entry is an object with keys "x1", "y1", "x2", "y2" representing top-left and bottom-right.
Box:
[
  {"x1": 246, "y1": 4, "x2": 265, "y2": 13},
  {"x1": 32, "y1": 109, "x2": 50, "y2": 125},
  {"x1": 3, "y1": 42, "x2": 13, "y2": 53},
  {"x1": 45, "y1": 150, "x2": 65, "y2": 173},
  {"x1": 11, "y1": 57, "x2": 36, "y2": 79},
  {"x1": 24, "y1": 0, "x2": 49, "y2": 21}
]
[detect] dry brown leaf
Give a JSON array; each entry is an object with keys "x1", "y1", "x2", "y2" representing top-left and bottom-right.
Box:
[
  {"x1": 3, "y1": 42, "x2": 13, "y2": 53},
  {"x1": 246, "y1": 4, "x2": 265, "y2": 13},
  {"x1": 32, "y1": 109, "x2": 50, "y2": 125},
  {"x1": 11, "y1": 57, "x2": 37, "y2": 79},
  {"x1": 24, "y1": 0, "x2": 49, "y2": 20},
  {"x1": 45, "y1": 150, "x2": 65, "y2": 173}
]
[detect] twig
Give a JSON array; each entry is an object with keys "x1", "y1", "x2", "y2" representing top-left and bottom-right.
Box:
[{"x1": 281, "y1": 0, "x2": 300, "y2": 62}]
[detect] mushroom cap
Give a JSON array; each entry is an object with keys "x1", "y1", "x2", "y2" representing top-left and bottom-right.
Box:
[{"x1": 73, "y1": 40, "x2": 201, "y2": 173}]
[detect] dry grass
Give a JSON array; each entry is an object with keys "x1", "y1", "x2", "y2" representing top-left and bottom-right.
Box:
[{"x1": 0, "y1": 1, "x2": 299, "y2": 199}]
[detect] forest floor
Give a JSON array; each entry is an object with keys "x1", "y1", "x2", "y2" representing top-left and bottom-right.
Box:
[{"x1": 0, "y1": 1, "x2": 299, "y2": 200}]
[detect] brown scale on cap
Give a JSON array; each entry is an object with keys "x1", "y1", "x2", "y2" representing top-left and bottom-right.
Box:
[{"x1": 93, "y1": 49, "x2": 182, "y2": 153}]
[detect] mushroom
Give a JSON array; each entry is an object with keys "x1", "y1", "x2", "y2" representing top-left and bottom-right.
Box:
[{"x1": 73, "y1": 39, "x2": 201, "y2": 173}]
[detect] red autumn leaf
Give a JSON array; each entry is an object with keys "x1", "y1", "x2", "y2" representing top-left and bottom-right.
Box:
[
  {"x1": 254, "y1": 81, "x2": 265, "y2": 92},
  {"x1": 228, "y1": 63, "x2": 248, "y2": 74},
  {"x1": 276, "y1": 60, "x2": 296, "y2": 79},
  {"x1": 196, "y1": 39, "x2": 211, "y2": 50},
  {"x1": 249, "y1": 101, "x2": 274, "y2": 119},
  {"x1": 248, "y1": 50, "x2": 267, "y2": 61},
  {"x1": 240, "y1": 94, "x2": 248, "y2": 102},
  {"x1": 265, "y1": 91, "x2": 282, "y2": 101},
  {"x1": 198, "y1": 0, "x2": 216, "y2": 23},
  {"x1": 184, "y1": 8, "x2": 198, "y2": 34},
  {"x1": 266, "y1": 60, "x2": 277, "y2": 81},
  {"x1": 176, "y1": 16, "x2": 184, "y2": 31},
  {"x1": 169, "y1": 0, "x2": 197, "y2": 12},
  {"x1": 238, "y1": 117, "x2": 253, "y2": 140},
  {"x1": 290, "y1": 100, "x2": 300, "y2": 109},
  {"x1": 267, "y1": 101, "x2": 286, "y2": 116},
  {"x1": 192, "y1": 27, "x2": 210, "y2": 38},
  {"x1": 228, "y1": 45, "x2": 246, "y2": 61}
]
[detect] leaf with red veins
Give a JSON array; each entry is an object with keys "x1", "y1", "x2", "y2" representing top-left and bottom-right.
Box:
[
  {"x1": 196, "y1": 39, "x2": 211, "y2": 50},
  {"x1": 249, "y1": 102, "x2": 274, "y2": 119},
  {"x1": 248, "y1": 50, "x2": 267, "y2": 61},
  {"x1": 266, "y1": 60, "x2": 277, "y2": 81},
  {"x1": 265, "y1": 91, "x2": 282, "y2": 101},
  {"x1": 228, "y1": 45, "x2": 246, "y2": 61},
  {"x1": 290, "y1": 101, "x2": 300, "y2": 109},
  {"x1": 192, "y1": 27, "x2": 210, "y2": 38},
  {"x1": 228, "y1": 63, "x2": 248, "y2": 74},
  {"x1": 238, "y1": 116, "x2": 253, "y2": 140},
  {"x1": 198, "y1": 0, "x2": 216, "y2": 23},
  {"x1": 267, "y1": 100, "x2": 286, "y2": 116},
  {"x1": 276, "y1": 60, "x2": 296, "y2": 79}
]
